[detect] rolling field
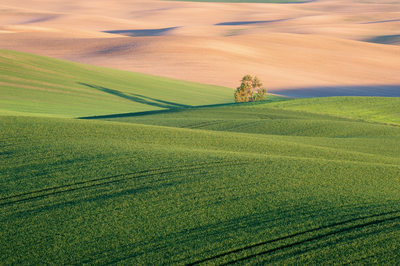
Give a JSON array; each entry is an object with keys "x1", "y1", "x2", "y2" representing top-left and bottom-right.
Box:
[
  {"x1": 95, "y1": 99, "x2": 400, "y2": 135},
  {"x1": 2, "y1": 115, "x2": 399, "y2": 264},
  {"x1": 267, "y1": 97, "x2": 400, "y2": 126},
  {"x1": 169, "y1": 0, "x2": 308, "y2": 3},
  {"x1": 0, "y1": 49, "x2": 232, "y2": 117},
  {"x1": 1, "y1": 51, "x2": 400, "y2": 264}
]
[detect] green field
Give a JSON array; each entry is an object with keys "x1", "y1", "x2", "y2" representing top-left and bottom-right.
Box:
[
  {"x1": 1, "y1": 50, "x2": 400, "y2": 264},
  {"x1": 0, "y1": 50, "x2": 232, "y2": 118},
  {"x1": 267, "y1": 97, "x2": 400, "y2": 126}
]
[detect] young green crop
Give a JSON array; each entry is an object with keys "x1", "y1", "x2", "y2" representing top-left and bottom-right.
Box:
[
  {"x1": 266, "y1": 97, "x2": 400, "y2": 126},
  {"x1": 1, "y1": 50, "x2": 399, "y2": 264},
  {"x1": 0, "y1": 49, "x2": 232, "y2": 117},
  {"x1": 97, "y1": 102, "x2": 400, "y2": 137},
  {"x1": 1, "y1": 115, "x2": 400, "y2": 264}
]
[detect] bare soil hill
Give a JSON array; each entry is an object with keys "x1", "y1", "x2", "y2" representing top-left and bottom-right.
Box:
[{"x1": 1, "y1": 0, "x2": 400, "y2": 96}]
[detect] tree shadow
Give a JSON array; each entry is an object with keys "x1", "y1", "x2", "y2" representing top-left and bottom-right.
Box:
[
  {"x1": 78, "y1": 104, "x2": 234, "y2": 120},
  {"x1": 77, "y1": 100, "x2": 289, "y2": 120},
  {"x1": 78, "y1": 82, "x2": 191, "y2": 109},
  {"x1": 130, "y1": 93, "x2": 191, "y2": 108},
  {"x1": 77, "y1": 84, "x2": 400, "y2": 120},
  {"x1": 77, "y1": 82, "x2": 292, "y2": 120}
]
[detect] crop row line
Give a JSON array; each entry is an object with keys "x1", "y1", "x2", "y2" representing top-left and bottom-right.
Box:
[
  {"x1": 188, "y1": 210, "x2": 400, "y2": 265},
  {"x1": 0, "y1": 160, "x2": 240, "y2": 207},
  {"x1": 223, "y1": 214, "x2": 400, "y2": 265},
  {"x1": 184, "y1": 120, "x2": 223, "y2": 129},
  {"x1": 223, "y1": 121, "x2": 258, "y2": 132}
]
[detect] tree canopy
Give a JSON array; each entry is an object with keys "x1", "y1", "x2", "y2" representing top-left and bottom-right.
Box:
[{"x1": 234, "y1": 75, "x2": 267, "y2": 103}]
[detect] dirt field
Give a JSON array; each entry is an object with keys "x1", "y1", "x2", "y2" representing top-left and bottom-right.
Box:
[{"x1": 1, "y1": 0, "x2": 400, "y2": 96}]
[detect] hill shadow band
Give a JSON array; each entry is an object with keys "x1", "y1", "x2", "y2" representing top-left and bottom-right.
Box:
[
  {"x1": 215, "y1": 18, "x2": 291, "y2": 26},
  {"x1": 361, "y1": 19, "x2": 400, "y2": 24},
  {"x1": 270, "y1": 85, "x2": 400, "y2": 98},
  {"x1": 103, "y1": 27, "x2": 179, "y2": 37},
  {"x1": 364, "y1": 35, "x2": 400, "y2": 45},
  {"x1": 130, "y1": 93, "x2": 191, "y2": 108},
  {"x1": 77, "y1": 102, "x2": 239, "y2": 120},
  {"x1": 78, "y1": 82, "x2": 191, "y2": 109},
  {"x1": 23, "y1": 14, "x2": 60, "y2": 24},
  {"x1": 79, "y1": 109, "x2": 182, "y2": 120}
]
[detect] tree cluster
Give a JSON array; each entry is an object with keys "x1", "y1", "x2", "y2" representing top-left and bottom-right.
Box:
[{"x1": 234, "y1": 75, "x2": 267, "y2": 103}]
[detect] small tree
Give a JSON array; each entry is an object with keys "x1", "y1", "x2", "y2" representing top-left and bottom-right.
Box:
[
  {"x1": 234, "y1": 75, "x2": 253, "y2": 103},
  {"x1": 234, "y1": 75, "x2": 267, "y2": 103}
]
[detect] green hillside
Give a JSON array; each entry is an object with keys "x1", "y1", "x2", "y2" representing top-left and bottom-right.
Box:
[
  {"x1": 2, "y1": 115, "x2": 400, "y2": 264},
  {"x1": 0, "y1": 49, "x2": 232, "y2": 117},
  {"x1": 1, "y1": 50, "x2": 400, "y2": 264},
  {"x1": 267, "y1": 97, "x2": 400, "y2": 126},
  {"x1": 94, "y1": 102, "x2": 400, "y2": 137}
]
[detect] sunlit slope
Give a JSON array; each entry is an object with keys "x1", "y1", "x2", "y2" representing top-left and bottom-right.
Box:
[
  {"x1": 266, "y1": 97, "x2": 400, "y2": 125},
  {"x1": 1, "y1": 115, "x2": 400, "y2": 264},
  {"x1": 0, "y1": 50, "x2": 232, "y2": 117}
]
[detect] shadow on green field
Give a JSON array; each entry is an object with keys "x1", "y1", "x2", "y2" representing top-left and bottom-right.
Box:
[
  {"x1": 78, "y1": 83, "x2": 191, "y2": 109},
  {"x1": 78, "y1": 103, "x2": 234, "y2": 119},
  {"x1": 77, "y1": 90, "x2": 289, "y2": 120}
]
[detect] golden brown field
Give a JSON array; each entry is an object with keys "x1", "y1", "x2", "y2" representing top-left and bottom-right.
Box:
[{"x1": 1, "y1": 0, "x2": 400, "y2": 95}]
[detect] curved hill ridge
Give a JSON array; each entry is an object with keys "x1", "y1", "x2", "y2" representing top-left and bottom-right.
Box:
[
  {"x1": 0, "y1": 49, "x2": 232, "y2": 117},
  {"x1": 1, "y1": 49, "x2": 399, "y2": 125}
]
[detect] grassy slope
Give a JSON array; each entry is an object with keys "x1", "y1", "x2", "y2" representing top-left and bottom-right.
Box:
[
  {"x1": 1, "y1": 115, "x2": 400, "y2": 264},
  {"x1": 266, "y1": 97, "x2": 400, "y2": 126},
  {"x1": 99, "y1": 102, "x2": 400, "y2": 138},
  {"x1": 1, "y1": 51, "x2": 400, "y2": 264},
  {"x1": 0, "y1": 49, "x2": 232, "y2": 117}
]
